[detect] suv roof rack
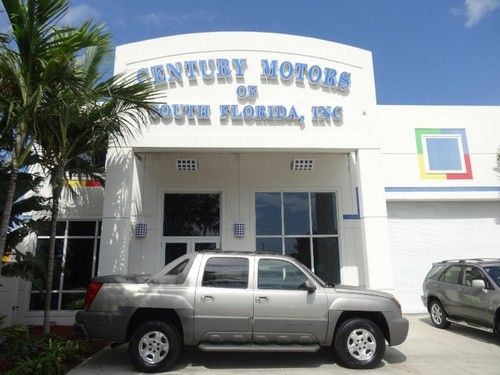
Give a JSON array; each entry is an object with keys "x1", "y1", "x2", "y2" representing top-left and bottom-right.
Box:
[{"x1": 440, "y1": 258, "x2": 500, "y2": 264}]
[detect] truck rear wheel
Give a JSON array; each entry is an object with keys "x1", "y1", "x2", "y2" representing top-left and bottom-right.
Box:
[
  {"x1": 429, "y1": 300, "x2": 451, "y2": 329},
  {"x1": 129, "y1": 320, "x2": 181, "y2": 373},
  {"x1": 333, "y1": 318, "x2": 385, "y2": 369}
]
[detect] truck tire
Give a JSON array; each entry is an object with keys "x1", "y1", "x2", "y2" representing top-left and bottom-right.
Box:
[
  {"x1": 128, "y1": 320, "x2": 181, "y2": 373},
  {"x1": 429, "y1": 300, "x2": 451, "y2": 329},
  {"x1": 333, "y1": 318, "x2": 385, "y2": 369}
]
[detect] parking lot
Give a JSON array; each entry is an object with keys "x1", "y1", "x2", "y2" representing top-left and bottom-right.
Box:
[{"x1": 70, "y1": 315, "x2": 500, "y2": 374}]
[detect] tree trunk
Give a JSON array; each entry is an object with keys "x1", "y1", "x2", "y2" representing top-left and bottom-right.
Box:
[
  {"x1": 43, "y1": 166, "x2": 64, "y2": 335},
  {"x1": 0, "y1": 168, "x2": 19, "y2": 259}
]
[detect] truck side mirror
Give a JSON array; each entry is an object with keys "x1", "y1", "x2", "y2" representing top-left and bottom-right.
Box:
[
  {"x1": 471, "y1": 279, "x2": 486, "y2": 290},
  {"x1": 300, "y1": 279, "x2": 316, "y2": 293}
]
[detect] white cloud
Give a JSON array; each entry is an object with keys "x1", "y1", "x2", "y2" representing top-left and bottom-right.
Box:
[
  {"x1": 452, "y1": 0, "x2": 500, "y2": 27},
  {"x1": 61, "y1": 4, "x2": 100, "y2": 25},
  {"x1": 136, "y1": 10, "x2": 218, "y2": 27}
]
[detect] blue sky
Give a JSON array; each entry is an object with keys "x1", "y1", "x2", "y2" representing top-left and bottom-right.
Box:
[{"x1": 2, "y1": 0, "x2": 500, "y2": 105}]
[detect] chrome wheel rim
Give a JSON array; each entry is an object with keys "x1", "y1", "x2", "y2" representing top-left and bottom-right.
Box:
[
  {"x1": 138, "y1": 331, "x2": 169, "y2": 364},
  {"x1": 346, "y1": 328, "x2": 377, "y2": 361},
  {"x1": 431, "y1": 304, "x2": 443, "y2": 325}
]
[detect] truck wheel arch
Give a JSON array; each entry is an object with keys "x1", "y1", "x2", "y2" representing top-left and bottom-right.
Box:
[
  {"x1": 127, "y1": 308, "x2": 184, "y2": 343},
  {"x1": 331, "y1": 311, "x2": 390, "y2": 346}
]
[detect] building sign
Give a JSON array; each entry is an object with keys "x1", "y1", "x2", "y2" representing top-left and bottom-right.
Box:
[{"x1": 137, "y1": 58, "x2": 351, "y2": 126}]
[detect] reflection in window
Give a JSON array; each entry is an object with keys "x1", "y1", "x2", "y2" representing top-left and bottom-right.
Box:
[
  {"x1": 165, "y1": 243, "x2": 187, "y2": 265},
  {"x1": 255, "y1": 192, "x2": 340, "y2": 285},
  {"x1": 258, "y1": 259, "x2": 309, "y2": 290},
  {"x1": 202, "y1": 257, "x2": 249, "y2": 289},
  {"x1": 284, "y1": 193, "x2": 310, "y2": 235},
  {"x1": 255, "y1": 193, "x2": 281, "y2": 235},
  {"x1": 30, "y1": 220, "x2": 101, "y2": 311},
  {"x1": 164, "y1": 194, "x2": 220, "y2": 236}
]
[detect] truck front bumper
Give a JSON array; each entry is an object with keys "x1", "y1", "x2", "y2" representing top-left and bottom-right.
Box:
[{"x1": 388, "y1": 316, "x2": 409, "y2": 346}]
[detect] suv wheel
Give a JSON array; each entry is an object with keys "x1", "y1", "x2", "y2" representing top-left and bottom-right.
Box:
[
  {"x1": 333, "y1": 318, "x2": 385, "y2": 369},
  {"x1": 129, "y1": 321, "x2": 181, "y2": 373},
  {"x1": 429, "y1": 300, "x2": 451, "y2": 329}
]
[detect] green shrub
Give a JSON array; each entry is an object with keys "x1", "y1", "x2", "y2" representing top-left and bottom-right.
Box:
[{"x1": 3, "y1": 337, "x2": 82, "y2": 374}]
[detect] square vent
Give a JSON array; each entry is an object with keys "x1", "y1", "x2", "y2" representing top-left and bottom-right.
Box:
[
  {"x1": 176, "y1": 159, "x2": 198, "y2": 171},
  {"x1": 291, "y1": 159, "x2": 314, "y2": 171}
]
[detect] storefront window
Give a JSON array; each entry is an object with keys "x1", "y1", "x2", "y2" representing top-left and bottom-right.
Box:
[
  {"x1": 29, "y1": 220, "x2": 101, "y2": 311},
  {"x1": 255, "y1": 192, "x2": 340, "y2": 284}
]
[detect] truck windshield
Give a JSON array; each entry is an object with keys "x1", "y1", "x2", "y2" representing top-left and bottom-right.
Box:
[
  {"x1": 298, "y1": 263, "x2": 328, "y2": 288},
  {"x1": 484, "y1": 266, "x2": 500, "y2": 287}
]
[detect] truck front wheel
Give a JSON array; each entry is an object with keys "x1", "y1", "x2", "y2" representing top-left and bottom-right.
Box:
[
  {"x1": 333, "y1": 318, "x2": 386, "y2": 369},
  {"x1": 129, "y1": 320, "x2": 181, "y2": 373}
]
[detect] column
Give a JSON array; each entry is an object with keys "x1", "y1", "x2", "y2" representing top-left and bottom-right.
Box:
[
  {"x1": 356, "y1": 149, "x2": 394, "y2": 291},
  {"x1": 98, "y1": 147, "x2": 135, "y2": 275}
]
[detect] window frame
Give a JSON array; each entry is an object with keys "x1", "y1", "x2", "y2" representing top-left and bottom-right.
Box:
[
  {"x1": 254, "y1": 191, "x2": 340, "y2": 275},
  {"x1": 422, "y1": 134, "x2": 466, "y2": 174},
  {"x1": 257, "y1": 258, "x2": 311, "y2": 291},
  {"x1": 201, "y1": 256, "x2": 250, "y2": 290},
  {"x1": 438, "y1": 265, "x2": 463, "y2": 285},
  {"x1": 29, "y1": 219, "x2": 101, "y2": 311}
]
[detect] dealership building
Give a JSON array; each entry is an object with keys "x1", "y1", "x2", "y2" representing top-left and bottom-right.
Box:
[{"x1": 1, "y1": 32, "x2": 499, "y2": 325}]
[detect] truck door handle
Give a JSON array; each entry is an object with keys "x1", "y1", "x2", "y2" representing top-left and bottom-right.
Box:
[
  {"x1": 255, "y1": 296, "x2": 270, "y2": 304},
  {"x1": 201, "y1": 295, "x2": 215, "y2": 303}
]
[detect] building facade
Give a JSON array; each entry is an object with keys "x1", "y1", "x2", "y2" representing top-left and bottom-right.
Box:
[{"x1": 1, "y1": 32, "x2": 499, "y2": 325}]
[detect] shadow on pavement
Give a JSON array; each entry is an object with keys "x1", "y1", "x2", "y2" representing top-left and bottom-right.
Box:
[{"x1": 419, "y1": 317, "x2": 500, "y2": 346}]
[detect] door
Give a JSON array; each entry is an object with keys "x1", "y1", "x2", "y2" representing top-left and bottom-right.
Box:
[
  {"x1": 253, "y1": 258, "x2": 328, "y2": 345},
  {"x1": 162, "y1": 193, "x2": 221, "y2": 266},
  {"x1": 194, "y1": 255, "x2": 254, "y2": 344},
  {"x1": 438, "y1": 265, "x2": 463, "y2": 317},
  {"x1": 458, "y1": 266, "x2": 494, "y2": 325}
]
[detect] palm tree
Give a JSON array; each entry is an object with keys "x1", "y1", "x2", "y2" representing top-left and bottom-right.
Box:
[
  {"x1": 37, "y1": 37, "x2": 159, "y2": 334},
  {"x1": 0, "y1": 0, "x2": 104, "y2": 258}
]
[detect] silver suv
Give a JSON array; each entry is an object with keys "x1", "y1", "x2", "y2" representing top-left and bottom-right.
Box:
[
  {"x1": 75, "y1": 251, "x2": 408, "y2": 372},
  {"x1": 422, "y1": 259, "x2": 500, "y2": 335}
]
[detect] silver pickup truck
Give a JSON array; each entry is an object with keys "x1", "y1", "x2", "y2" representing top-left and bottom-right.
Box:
[{"x1": 74, "y1": 251, "x2": 408, "y2": 372}]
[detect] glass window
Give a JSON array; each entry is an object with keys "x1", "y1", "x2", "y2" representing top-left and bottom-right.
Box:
[
  {"x1": 30, "y1": 220, "x2": 101, "y2": 311},
  {"x1": 165, "y1": 243, "x2": 187, "y2": 265},
  {"x1": 440, "y1": 265, "x2": 462, "y2": 284},
  {"x1": 255, "y1": 191, "x2": 339, "y2": 285},
  {"x1": 484, "y1": 266, "x2": 500, "y2": 288},
  {"x1": 167, "y1": 259, "x2": 189, "y2": 275},
  {"x1": 202, "y1": 257, "x2": 249, "y2": 289},
  {"x1": 285, "y1": 238, "x2": 311, "y2": 268},
  {"x1": 256, "y1": 237, "x2": 282, "y2": 254},
  {"x1": 284, "y1": 193, "x2": 309, "y2": 235},
  {"x1": 426, "y1": 265, "x2": 447, "y2": 280},
  {"x1": 68, "y1": 221, "x2": 96, "y2": 236},
  {"x1": 258, "y1": 259, "x2": 309, "y2": 290},
  {"x1": 313, "y1": 237, "x2": 340, "y2": 285},
  {"x1": 461, "y1": 266, "x2": 485, "y2": 287},
  {"x1": 194, "y1": 242, "x2": 217, "y2": 252},
  {"x1": 63, "y1": 239, "x2": 95, "y2": 290},
  {"x1": 163, "y1": 193, "x2": 220, "y2": 236},
  {"x1": 255, "y1": 193, "x2": 281, "y2": 235},
  {"x1": 311, "y1": 193, "x2": 337, "y2": 235}
]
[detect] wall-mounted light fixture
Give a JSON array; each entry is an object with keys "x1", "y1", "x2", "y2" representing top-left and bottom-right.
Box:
[
  {"x1": 135, "y1": 223, "x2": 148, "y2": 238},
  {"x1": 233, "y1": 223, "x2": 246, "y2": 238}
]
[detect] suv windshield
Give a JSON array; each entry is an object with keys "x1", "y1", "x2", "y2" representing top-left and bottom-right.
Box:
[{"x1": 484, "y1": 266, "x2": 500, "y2": 287}]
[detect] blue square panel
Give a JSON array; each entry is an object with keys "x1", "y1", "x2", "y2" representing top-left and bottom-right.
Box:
[{"x1": 426, "y1": 137, "x2": 462, "y2": 171}]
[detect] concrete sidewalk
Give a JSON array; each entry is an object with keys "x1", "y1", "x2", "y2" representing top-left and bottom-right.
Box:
[{"x1": 69, "y1": 315, "x2": 500, "y2": 374}]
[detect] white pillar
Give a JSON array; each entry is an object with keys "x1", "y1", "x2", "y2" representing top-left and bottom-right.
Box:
[
  {"x1": 356, "y1": 149, "x2": 394, "y2": 291},
  {"x1": 98, "y1": 148, "x2": 135, "y2": 275}
]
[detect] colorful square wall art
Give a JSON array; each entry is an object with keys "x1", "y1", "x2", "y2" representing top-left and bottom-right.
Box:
[{"x1": 415, "y1": 128, "x2": 472, "y2": 180}]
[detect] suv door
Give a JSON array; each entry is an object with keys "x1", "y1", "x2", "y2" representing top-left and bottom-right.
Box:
[
  {"x1": 194, "y1": 255, "x2": 254, "y2": 344},
  {"x1": 458, "y1": 266, "x2": 494, "y2": 326},
  {"x1": 253, "y1": 258, "x2": 328, "y2": 345},
  {"x1": 438, "y1": 265, "x2": 463, "y2": 317}
]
